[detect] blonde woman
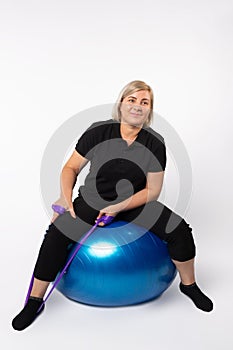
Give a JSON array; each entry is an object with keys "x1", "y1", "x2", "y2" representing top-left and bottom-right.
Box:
[{"x1": 12, "y1": 80, "x2": 213, "y2": 331}]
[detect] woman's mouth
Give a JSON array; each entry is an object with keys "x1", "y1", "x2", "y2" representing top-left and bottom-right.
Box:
[{"x1": 130, "y1": 112, "x2": 141, "y2": 116}]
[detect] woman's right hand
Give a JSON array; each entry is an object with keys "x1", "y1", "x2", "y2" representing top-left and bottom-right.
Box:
[{"x1": 51, "y1": 198, "x2": 76, "y2": 223}]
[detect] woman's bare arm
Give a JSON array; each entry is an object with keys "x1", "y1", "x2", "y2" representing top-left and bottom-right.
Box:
[
  {"x1": 51, "y1": 150, "x2": 89, "y2": 221},
  {"x1": 95, "y1": 171, "x2": 165, "y2": 224}
]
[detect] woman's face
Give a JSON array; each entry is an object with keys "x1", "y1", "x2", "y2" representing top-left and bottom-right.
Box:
[{"x1": 120, "y1": 90, "x2": 151, "y2": 128}]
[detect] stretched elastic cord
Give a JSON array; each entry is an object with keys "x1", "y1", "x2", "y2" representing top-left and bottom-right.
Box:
[{"x1": 24, "y1": 214, "x2": 115, "y2": 313}]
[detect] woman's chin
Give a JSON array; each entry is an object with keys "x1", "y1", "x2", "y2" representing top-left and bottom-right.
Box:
[{"x1": 121, "y1": 119, "x2": 144, "y2": 128}]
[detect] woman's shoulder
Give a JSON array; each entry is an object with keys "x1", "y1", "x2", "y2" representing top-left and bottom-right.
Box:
[
  {"x1": 85, "y1": 118, "x2": 115, "y2": 133},
  {"x1": 143, "y1": 126, "x2": 165, "y2": 145}
]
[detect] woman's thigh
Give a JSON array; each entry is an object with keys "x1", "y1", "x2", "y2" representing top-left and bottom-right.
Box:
[
  {"x1": 53, "y1": 197, "x2": 186, "y2": 244},
  {"x1": 116, "y1": 200, "x2": 186, "y2": 241},
  {"x1": 51, "y1": 197, "x2": 195, "y2": 261},
  {"x1": 117, "y1": 200, "x2": 196, "y2": 261},
  {"x1": 51, "y1": 196, "x2": 100, "y2": 242}
]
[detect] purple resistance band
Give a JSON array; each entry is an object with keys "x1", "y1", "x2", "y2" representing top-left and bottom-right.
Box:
[
  {"x1": 51, "y1": 204, "x2": 66, "y2": 215},
  {"x1": 24, "y1": 205, "x2": 114, "y2": 313}
]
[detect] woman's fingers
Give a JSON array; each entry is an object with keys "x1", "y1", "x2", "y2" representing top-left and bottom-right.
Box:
[
  {"x1": 95, "y1": 211, "x2": 117, "y2": 226},
  {"x1": 95, "y1": 211, "x2": 105, "y2": 226},
  {"x1": 95, "y1": 212, "x2": 104, "y2": 221},
  {"x1": 68, "y1": 205, "x2": 76, "y2": 219},
  {"x1": 51, "y1": 202, "x2": 76, "y2": 223}
]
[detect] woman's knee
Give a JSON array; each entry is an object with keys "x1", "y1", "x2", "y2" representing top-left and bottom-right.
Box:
[
  {"x1": 44, "y1": 222, "x2": 75, "y2": 247},
  {"x1": 165, "y1": 219, "x2": 196, "y2": 262}
]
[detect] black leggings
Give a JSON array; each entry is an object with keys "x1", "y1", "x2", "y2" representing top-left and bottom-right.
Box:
[{"x1": 33, "y1": 196, "x2": 196, "y2": 282}]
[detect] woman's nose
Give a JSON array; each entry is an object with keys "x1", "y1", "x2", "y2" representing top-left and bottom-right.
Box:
[{"x1": 132, "y1": 104, "x2": 142, "y2": 111}]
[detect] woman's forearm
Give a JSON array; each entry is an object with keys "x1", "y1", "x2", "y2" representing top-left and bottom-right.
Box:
[
  {"x1": 59, "y1": 167, "x2": 78, "y2": 205},
  {"x1": 118, "y1": 188, "x2": 159, "y2": 212}
]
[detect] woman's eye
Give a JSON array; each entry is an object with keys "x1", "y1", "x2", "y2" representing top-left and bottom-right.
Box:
[{"x1": 127, "y1": 99, "x2": 149, "y2": 106}]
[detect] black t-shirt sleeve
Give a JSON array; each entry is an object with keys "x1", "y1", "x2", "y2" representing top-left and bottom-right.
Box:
[
  {"x1": 147, "y1": 138, "x2": 167, "y2": 172},
  {"x1": 75, "y1": 123, "x2": 97, "y2": 160}
]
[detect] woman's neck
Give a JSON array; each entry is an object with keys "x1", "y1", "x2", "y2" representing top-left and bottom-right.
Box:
[{"x1": 120, "y1": 122, "x2": 141, "y2": 140}]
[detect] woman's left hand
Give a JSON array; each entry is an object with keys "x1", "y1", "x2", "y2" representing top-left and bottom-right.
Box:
[{"x1": 95, "y1": 203, "x2": 123, "y2": 226}]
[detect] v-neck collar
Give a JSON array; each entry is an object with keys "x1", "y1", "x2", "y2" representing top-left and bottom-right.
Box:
[{"x1": 112, "y1": 120, "x2": 145, "y2": 148}]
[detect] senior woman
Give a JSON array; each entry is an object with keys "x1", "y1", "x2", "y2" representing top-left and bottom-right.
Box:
[{"x1": 12, "y1": 80, "x2": 213, "y2": 331}]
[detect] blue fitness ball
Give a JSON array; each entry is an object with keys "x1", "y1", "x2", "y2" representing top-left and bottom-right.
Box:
[{"x1": 56, "y1": 220, "x2": 177, "y2": 306}]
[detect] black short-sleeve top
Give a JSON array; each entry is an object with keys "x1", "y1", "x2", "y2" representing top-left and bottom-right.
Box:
[{"x1": 75, "y1": 119, "x2": 166, "y2": 209}]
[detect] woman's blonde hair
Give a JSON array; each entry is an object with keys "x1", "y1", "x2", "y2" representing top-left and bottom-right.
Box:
[{"x1": 112, "y1": 80, "x2": 154, "y2": 128}]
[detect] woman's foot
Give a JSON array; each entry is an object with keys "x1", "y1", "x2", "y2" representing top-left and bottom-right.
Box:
[
  {"x1": 179, "y1": 282, "x2": 213, "y2": 312},
  {"x1": 12, "y1": 297, "x2": 45, "y2": 331}
]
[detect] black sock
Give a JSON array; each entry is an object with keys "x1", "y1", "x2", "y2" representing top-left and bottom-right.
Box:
[
  {"x1": 12, "y1": 297, "x2": 45, "y2": 331},
  {"x1": 179, "y1": 282, "x2": 213, "y2": 312}
]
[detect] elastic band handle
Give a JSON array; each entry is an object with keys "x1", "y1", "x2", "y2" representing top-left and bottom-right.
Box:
[{"x1": 52, "y1": 204, "x2": 66, "y2": 215}]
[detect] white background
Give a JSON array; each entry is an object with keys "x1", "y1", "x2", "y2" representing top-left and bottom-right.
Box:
[{"x1": 1, "y1": 0, "x2": 232, "y2": 349}]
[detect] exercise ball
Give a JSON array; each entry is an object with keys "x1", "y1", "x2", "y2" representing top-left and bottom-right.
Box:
[{"x1": 56, "y1": 220, "x2": 177, "y2": 306}]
